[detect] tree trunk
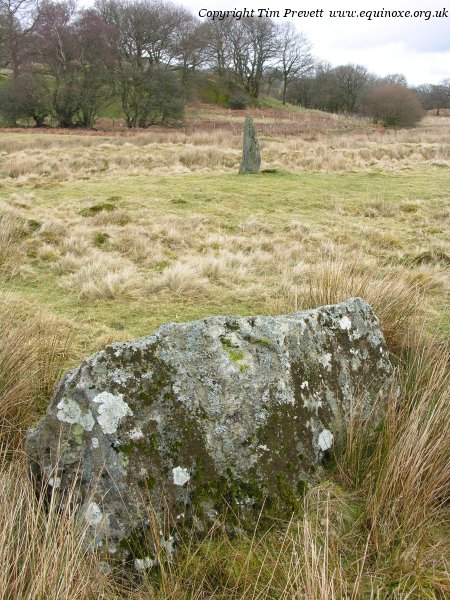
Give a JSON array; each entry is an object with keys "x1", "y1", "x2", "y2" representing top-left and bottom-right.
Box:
[{"x1": 282, "y1": 78, "x2": 288, "y2": 105}]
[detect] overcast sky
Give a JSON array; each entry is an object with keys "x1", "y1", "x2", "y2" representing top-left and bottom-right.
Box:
[{"x1": 81, "y1": 0, "x2": 450, "y2": 85}]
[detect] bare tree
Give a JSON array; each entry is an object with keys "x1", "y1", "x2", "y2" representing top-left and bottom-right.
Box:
[
  {"x1": 118, "y1": 64, "x2": 183, "y2": 127},
  {"x1": 95, "y1": 0, "x2": 187, "y2": 125},
  {"x1": 383, "y1": 73, "x2": 408, "y2": 87},
  {"x1": 276, "y1": 22, "x2": 314, "y2": 104},
  {"x1": 293, "y1": 62, "x2": 341, "y2": 112},
  {"x1": 0, "y1": 71, "x2": 51, "y2": 125},
  {"x1": 333, "y1": 63, "x2": 369, "y2": 112},
  {"x1": 203, "y1": 17, "x2": 233, "y2": 78},
  {"x1": 0, "y1": 0, "x2": 42, "y2": 77},
  {"x1": 30, "y1": 1, "x2": 115, "y2": 128},
  {"x1": 32, "y1": 0, "x2": 80, "y2": 127},
  {"x1": 230, "y1": 17, "x2": 278, "y2": 99},
  {"x1": 286, "y1": 74, "x2": 315, "y2": 108},
  {"x1": 74, "y1": 9, "x2": 118, "y2": 127},
  {"x1": 173, "y1": 15, "x2": 208, "y2": 95},
  {"x1": 98, "y1": 0, "x2": 188, "y2": 68},
  {"x1": 415, "y1": 82, "x2": 450, "y2": 114}
]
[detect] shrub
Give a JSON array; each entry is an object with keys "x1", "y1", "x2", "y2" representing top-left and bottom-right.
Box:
[
  {"x1": 364, "y1": 83, "x2": 424, "y2": 128},
  {"x1": 228, "y1": 92, "x2": 251, "y2": 110}
]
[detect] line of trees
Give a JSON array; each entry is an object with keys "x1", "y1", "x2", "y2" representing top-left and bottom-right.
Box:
[
  {"x1": 286, "y1": 65, "x2": 448, "y2": 127},
  {"x1": 0, "y1": 0, "x2": 448, "y2": 129},
  {"x1": 287, "y1": 65, "x2": 449, "y2": 119},
  {"x1": 0, "y1": 0, "x2": 315, "y2": 127}
]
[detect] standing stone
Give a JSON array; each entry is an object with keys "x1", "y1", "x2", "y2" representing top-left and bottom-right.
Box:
[
  {"x1": 27, "y1": 298, "x2": 393, "y2": 565},
  {"x1": 239, "y1": 116, "x2": 261, "y2": 174}
]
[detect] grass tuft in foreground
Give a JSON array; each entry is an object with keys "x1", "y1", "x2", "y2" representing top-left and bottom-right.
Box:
[{"x1": 0, "y1": 298, "x2": 75, "y2": 455}]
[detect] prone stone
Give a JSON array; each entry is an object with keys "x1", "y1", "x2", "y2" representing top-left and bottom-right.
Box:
[{"x1": 27, "y1": 298, "x2": 393, "y2": 563}]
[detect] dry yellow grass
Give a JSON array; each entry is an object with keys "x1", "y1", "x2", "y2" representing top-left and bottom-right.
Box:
[
  {"x1": 0, "y1": 117, "x2": 448, "y2": 184},
  {"x1": 0, "y1": 299, "x2": 75, "y2": 453},
  {"x1": 0, "y1": 460, "x2": 118, "y2": 600}
]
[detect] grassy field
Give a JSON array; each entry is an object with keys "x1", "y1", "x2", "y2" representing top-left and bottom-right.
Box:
[{"x1": 0, "y1": 113, "x2": 449, "y2": 598}]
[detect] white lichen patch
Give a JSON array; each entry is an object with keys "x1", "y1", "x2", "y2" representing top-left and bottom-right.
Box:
[
  {"x1": 318, "y1": 353, "x2": 332, "y2": 370},
  {"x1": 56, "y1": 398, "x2": 95, "y2": 431},
  {"x1": 213, "y1": 424, "x2": 228, "y2": 435},
  {"x1": 350, "y1": 329, "x2": 361, "y2": 340},
  {"x1": 110, "y1": 369, "x2": 131, "y2": 385},
  {"x1": 134, "y1": 557, "x2": 154, "y2": 571},
  {"x1": 318, "y1": 429, "x2": 334, "y2": 451},
  {"x1": 306, "y1": 417, "x2": 319, "y2": 433},
  {"x1": 351, "y1": 357, "x2": 362, "y2": 371},
  {"x1": 303, "y1": 395, "x2": 323, "y2": 414},
  {"x1": 84, "y1": 502, "x2": 103, "y2": 526},
  {"x1": 160, "y1": 535, "x2": 175, "y2": 558},
  {"x1": 339, "y1": 316, "x2": 352, "y2": 331},
  {"x1": 92, "y1": 391, "x2": 133, "y2": 434},
  {"x1": 172, "y1": 466, "x2": 190, "y2": 486},
  {"x1": 98, "y1": 561, "x2": 112, "y2": 575},
  {"x1": 129, "y1": 427, "x2": 143, "y2": 440}
]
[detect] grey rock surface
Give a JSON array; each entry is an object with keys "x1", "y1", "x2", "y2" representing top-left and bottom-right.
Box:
[
  {"x1": 27, "y1": 298, "x2": 392, "y2": 563},
  {"x1": 239, "y1": 116, "x2": 261, "y2": 174}
]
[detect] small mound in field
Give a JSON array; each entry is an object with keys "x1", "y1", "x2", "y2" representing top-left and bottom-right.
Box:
[
  {"x1": 412, "y1": 250, "x2": 450, "y2": 266},
  {"x1": 80, "y1": 203, "x2": 116, "y2": 217}
]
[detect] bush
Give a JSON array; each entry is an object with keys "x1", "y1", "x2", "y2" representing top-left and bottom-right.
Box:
[
  {"x1": 228, "y1": 92, "x2": 251, "y2": 110},
  {"x1": 364, "y1": 83, "x2": 424, "y2": 128}
]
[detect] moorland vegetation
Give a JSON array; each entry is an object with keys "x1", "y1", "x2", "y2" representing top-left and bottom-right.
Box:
[{"x1": 0, "y1": 109, "x2": 449, "y2": 598}]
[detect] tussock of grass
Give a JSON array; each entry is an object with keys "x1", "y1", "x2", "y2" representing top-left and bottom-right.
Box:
[
  {"x1": 178, "y1": 146, "x2": 238, "y2": 170},
  {"x1": 60, "y1": 259, "x2": 145, "y2": 300},
  {"x1": 80, "y1": 203, "x2": 117, "y2": 217},
  {"x1": 0, "y1": 299, "x2": 74, "y2": 453},
  {"x1": 150, "y1": 262, "x2": 209, "y2": 297},
  {"x1": 337, "y1": 333, "x2": 450, "y2": 598},
  {"x1": 272, "y1": 256, "x2": 435, "y2": 354},
  {"x1": 0, "y1": 209, "x2": 27, "y2": 276},
  {"x1": 0, "y1": 460, "x2": 117, "y2": 600}
]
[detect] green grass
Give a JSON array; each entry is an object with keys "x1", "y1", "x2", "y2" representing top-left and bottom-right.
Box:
[{"x1": 1, "y1": 165, "x2": 448, "y2": 354}]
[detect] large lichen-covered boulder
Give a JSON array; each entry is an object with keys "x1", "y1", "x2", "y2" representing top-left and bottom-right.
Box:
[
  {"x1": 27, "y1": 298, "x2": 392, "y2": 564},
  {"x1": 239, "y1": 115, "x2": 261, "y2": 174}
]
